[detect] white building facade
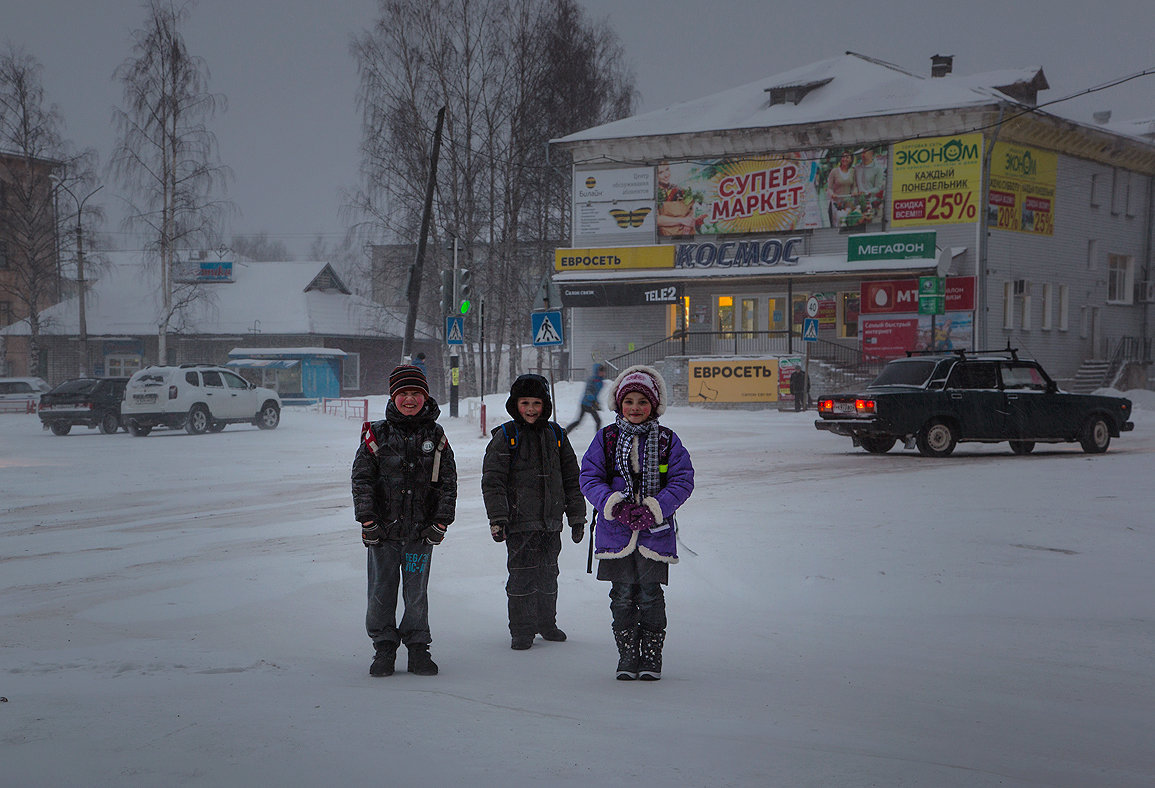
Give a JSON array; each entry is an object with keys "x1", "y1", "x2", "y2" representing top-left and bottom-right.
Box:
[{"x1": 549, "y1": 54, "x2": 1154, "y2": 402}]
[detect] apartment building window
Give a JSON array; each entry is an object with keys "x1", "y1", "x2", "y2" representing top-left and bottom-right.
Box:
[
  {"x1": 1086, "y1": 239, "x2": 1099, "y2": 270},
  {"x1": 0, "y1": 240, "x2": 8, "y2": 269},
  {"x1": 1058, "y1": 285, "x2": 1069, "y2": 331},
  {"x1": 1041, "y1": 283, "x2": 1053, "y2": 330},
  {"x1": 1111, "y1": 169, "x2": 1127, "y2": 216},
  {"x1": 1018, "y1": 280, "x2": 1032, "y2": 330},
  {"x1": 0, "y1": 299, "x2": 11, "y2": 326},
  {"x1": 1126, "y1": 172, "x2": 1141, "y2": 217},
  {"x1": 1003, "y1": 281, "x2": 1015, "y2": 329},
  {"x1": 1107, "y1": 254, "x2": 1134, "y2": 303},
  {"x1": 1090, "y1": 173, "x2": 1104, "y2": 207}
]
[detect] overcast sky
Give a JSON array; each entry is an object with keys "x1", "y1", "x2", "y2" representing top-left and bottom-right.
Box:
[{"x1": 4, "y1": 0, "x2": 1153, "y2": 258}]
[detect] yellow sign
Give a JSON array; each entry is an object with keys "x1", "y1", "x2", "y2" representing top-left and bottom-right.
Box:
[
  {"x1": 554, "y1": 245, "x2": 674, "y2": 272},
  {"x1": 688, "y1": 359, "x2": 779, "y2": 403},
  {"x1": 988, "y1": 142, "x2": 1057, "y2": 236},
  {"x1": 451, "y1": 368, "x2": 460, "y2": 385},
  {"x1": 891, "y1": 134, "x2": 983, "y2": 227}
]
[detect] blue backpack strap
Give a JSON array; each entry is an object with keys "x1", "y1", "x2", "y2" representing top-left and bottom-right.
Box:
[
  {"x1": 500, "y1": 420, "x2": 519, "y2": 452},
  {"x1": 549, "y1": 421, "x2": 564, "y2": 449}
]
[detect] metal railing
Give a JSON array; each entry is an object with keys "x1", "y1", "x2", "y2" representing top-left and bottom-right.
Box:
[
  {"x1": 321, "y1": 397, "x2": 369, "y2": 421},
  {"x1": 604, "y1": 330, "x2": 885, "y2": 385}
]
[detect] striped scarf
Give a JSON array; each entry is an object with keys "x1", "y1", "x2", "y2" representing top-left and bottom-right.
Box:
[{"x1": 614, "y1": 414, "x2": 661, "y2": 503}]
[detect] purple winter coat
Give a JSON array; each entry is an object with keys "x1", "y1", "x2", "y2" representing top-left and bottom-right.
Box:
[{"x1": 578, "y1": 424, "x2": 694, "y2": 564}]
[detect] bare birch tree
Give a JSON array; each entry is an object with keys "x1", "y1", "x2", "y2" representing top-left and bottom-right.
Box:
[
  {"x1": 0, "y1": 46, "x2": 98, "y2": 377},
  {"x1": 351, "y1": 0, "x2": 635, "y2": 394},
  {"x1": 111, "y1": 0, "x2": 231, "y2": 365}
]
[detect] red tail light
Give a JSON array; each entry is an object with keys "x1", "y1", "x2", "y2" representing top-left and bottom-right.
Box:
[
  {"x1": 169, "y1": 386, "x2": 178, "y2": 400},
  {"x1": 818, "y1": 399, "x2": 834, "y2": 413},
  {"x1": 855, "y1": 398, "x2": 876, "y2": 414}
]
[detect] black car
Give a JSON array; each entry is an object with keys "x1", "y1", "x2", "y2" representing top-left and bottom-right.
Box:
[
  {"x1": 814, "y1": 349, "x2": 1134, "y2": 456},
  {"x1": 38, "y1": 377, "x2": 130, "y2": 436}
]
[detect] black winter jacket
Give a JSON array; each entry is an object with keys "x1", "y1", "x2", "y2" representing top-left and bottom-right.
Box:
[
  {"x1": 481, "y1": 419, "x2": 586, "y2": 534},
  {"x1": 351, "y1": 399, "x2": 456, "y2": 541}
]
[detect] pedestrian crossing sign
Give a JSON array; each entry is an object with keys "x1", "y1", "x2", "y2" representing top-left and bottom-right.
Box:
[
  {"x1": 446, "y1": 315, "x2": 464, "y2": 345},
  {"x1": 531, "y1": 310, "x2": 564, "y2": 346},
  {"x1": 802, "y1": 317, "x2": 819, "y2": 341}
]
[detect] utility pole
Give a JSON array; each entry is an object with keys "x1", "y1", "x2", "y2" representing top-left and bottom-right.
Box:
[
  {"x1": 402, "y1": 106, "x2": 446, "y2": 363},
  {"x1": 53, "y1": 179, "x2": 104, "y2": 377}
]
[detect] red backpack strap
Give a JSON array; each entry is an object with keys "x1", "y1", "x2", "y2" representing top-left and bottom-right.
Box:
[{"x1": 361, "y1": 421, "x2": 379, "y2": 455}]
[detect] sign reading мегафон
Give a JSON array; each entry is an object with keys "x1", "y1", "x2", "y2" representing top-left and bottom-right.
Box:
[{"x1": 847, "y1": 232, "x2": 936, "y2": 262}]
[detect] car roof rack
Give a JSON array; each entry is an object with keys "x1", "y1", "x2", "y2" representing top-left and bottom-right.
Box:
[
  {"x1": 904, "y1": 342, "x2": 1020, "y2": 361},
  {"x1": 177, "y1": 363, "x2": 218, "y2": 368}
]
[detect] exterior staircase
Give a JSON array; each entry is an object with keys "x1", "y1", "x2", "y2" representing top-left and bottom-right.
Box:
[{"x1": 1067, "y1": 359, "x2": 1112, "y2": 393}]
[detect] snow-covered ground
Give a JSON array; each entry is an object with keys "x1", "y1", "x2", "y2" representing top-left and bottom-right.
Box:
[{"x1": 2, "y1": 383, "x2": 1153, "y2": 787}]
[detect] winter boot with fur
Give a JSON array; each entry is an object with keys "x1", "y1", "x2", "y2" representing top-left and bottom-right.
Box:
[
  {"x1": 638, "y1": 628, "x2": 665, "y2": 681},
  {"x1": 613, "y1": 626, "x2": 640, "y2": 680},
  {"x1": 370, "y1": 642, "x2": 397, "y2": 677},
  {"x1": 407, "y1": 644, "x2": 438, "y2": 676}
]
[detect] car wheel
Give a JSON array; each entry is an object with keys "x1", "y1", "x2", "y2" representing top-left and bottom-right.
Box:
[
  {"x1": 1009, "y1": 440, "x2": 1035, "y2": 455},
  {"x1": 128, "y1": 420, "x2": 152, "y2": 437},
  {"x1": 916, "y1": 419, "x2": 957, "y2": 457},
  {"x1": 255, "y1": 402, "x2": 280, "y2": 430},
  {"x1": 208, "y1": 421, "x2": 226, "y2": 433},
  {"x1": 1079, "y1": 416, "x2": 1111, "y2": 454},
  {"x1": 50, "y1": 421, "x2": 72, "y2": 436},
  {"x1": 99, "y1": 412, "x2": 121, "y2": 434},
  {"x1": 186, "y1": 405, "x2": 211, "y2": 435},
  {"x1": 860, "y1": 436, "x2": 896, "y2": 454}
]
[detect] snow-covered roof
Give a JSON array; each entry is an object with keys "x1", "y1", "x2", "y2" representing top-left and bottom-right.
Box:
[
  {"x1": 0, "y1": 252, "x2": 435, "y2": 340},
  {"x1": 228, "y1": 347, "x2": 347, "y2": 357},
  {"x1": 553, "y1": 53, "x2": 1018, "y2": 145}
]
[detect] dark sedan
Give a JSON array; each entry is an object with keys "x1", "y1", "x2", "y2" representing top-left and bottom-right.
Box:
[
  {"x1": 38, "y1": 377, "x2": 130, "y2": 436},
  {"x1": 814, "y1": 349, "x2": 1134, "y2": 456}
]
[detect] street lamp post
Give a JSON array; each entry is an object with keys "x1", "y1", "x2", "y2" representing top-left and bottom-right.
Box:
[{"x1": 51, "y1": 179, "x2": 103, "y2": 377}]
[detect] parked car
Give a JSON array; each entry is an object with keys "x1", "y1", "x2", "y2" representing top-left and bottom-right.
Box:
[
  {"x1": 38, "y1": 377, "x2": 130, "y2": 435},
  {"x1": 814, "y1": 348, "x2": 1134, "y2": 456},
  {"x1": 0, "y1": 377, "x2": 52, "y2": 413},
  {"x1": 120, "y1": 364, "x2": 281, "y2": 436}
]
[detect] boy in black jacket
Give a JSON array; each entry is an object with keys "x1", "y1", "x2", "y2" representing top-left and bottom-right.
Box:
[
  {"x1": 352, "y1": 365, "x2": 456, "y2": 677},
  {"x1": 482, "y1": 374, "x2": 586, "y2": 650}
]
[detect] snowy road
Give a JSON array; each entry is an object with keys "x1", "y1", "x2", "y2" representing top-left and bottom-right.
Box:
[{"x1": 2, "y1": 386, "x2": 1153, "y2": 786}]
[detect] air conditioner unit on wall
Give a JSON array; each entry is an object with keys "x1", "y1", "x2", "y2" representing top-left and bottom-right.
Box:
[{"x1": 1140, "y1": 281, "x2": 1155, "y2": 303}]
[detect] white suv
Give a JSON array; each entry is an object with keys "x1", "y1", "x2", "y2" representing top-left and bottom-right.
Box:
[
  {"x1": 121, "y1": 364, "x2": 281, "y2": 436},
  {"x1": 0, "y1": 377, "x2": 52, "y2": 413}
]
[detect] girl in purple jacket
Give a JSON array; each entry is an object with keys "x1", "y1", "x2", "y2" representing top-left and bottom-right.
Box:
[{"x1": 578, "y1": 365, "x2": 694, "y2": 680}]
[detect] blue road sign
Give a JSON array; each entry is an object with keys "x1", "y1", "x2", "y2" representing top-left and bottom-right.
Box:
[
  {"x1": 531, "y1": 310, "x2": 564, "y2": 347},
  {"x1": 802, "y1": 317, "x2": 819, "y2": 341},
  {"x1": 446, "y1": 315, "x2": 464, "y2": 345}
]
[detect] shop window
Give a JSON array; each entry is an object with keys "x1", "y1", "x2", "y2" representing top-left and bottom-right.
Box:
[
  {"x1": 766, "y1": 297, "x2": 785, "y2": 331},
  {"x1": 840, "y1": 292, "x2": 860, "y2": 338},
  {"x1": 342, "y1": 353, "x2": 360, "y2": 389},
  {"x1": 1107, "y1": 254, "x2": 1133, "y2": 303},
  {"x1": 105, "y1": 355, "x2": 142, "y2": 377},
  {"x1": 791, "y1": 295, "x2": 808, "y2": 333},
  {"x1": 739, "y1": 298, "x2": 756, "y2": 338},
  {"x1": 717, "y1": 295, "x2": 734, "y2": 338},
  {"x1": 667, "y1": 296, "x2": 689, "y2": 335}
]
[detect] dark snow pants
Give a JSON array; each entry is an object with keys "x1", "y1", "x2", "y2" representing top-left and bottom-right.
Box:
[
  {"x1": 564, "y1": 404, "x2": 601, "y2": 434},
  {"x1": 505, "y1": 530, "x2": 562, "y2": 637},
  {"x1": 366, "y1": 539, "x2": 433, "y2": 649},
  {"x1": 608, "y1": 582, "x2": 666, "y2": 633}
]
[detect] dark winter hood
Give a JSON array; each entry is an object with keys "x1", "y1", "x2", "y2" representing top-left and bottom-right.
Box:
[{"x1": 505, "y1": 374, "x2": 552, "y2": 422}]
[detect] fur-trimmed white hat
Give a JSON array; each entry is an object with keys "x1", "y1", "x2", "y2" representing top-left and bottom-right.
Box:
[{"x1": 609, "y1": 364, "x2": 667, "y2": 417}]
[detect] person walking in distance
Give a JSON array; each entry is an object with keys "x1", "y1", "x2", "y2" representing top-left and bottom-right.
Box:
[
  {"x1": 351, "y1": 365, "x2": 456, "y2": 677},
  {"x1": 579, "y1": 365, "x2": 694, "y2": 681},
  {"x1": 565, "y1": 363, "x2": 607, "y2": 434},
  {"x1": 482, "y1": 374, "x2": 586, "y2": 650}
]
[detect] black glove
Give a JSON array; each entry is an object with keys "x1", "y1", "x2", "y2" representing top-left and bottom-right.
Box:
[
  {"x1": 422, "y1": 523, "x2": 447, "y2": 546},
  {"x1": 361, "y1": 522, "x2": 380, "y2": 547},
  {"x1": 569, "y1": 518, "x2": 585, "y2": 544},
  {"x1": 490, "y1": 521, "x2": 506, "y2": 543}
]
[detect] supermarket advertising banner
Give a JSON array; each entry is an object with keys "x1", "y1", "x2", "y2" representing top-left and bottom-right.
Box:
[
  {"x1": 987, "y1": 142, "x2": 1056, "y2": 236},
  {"x1": 891, "y1": 134, "x2": 982, "y2": 227},
  {"x1": 655, "y1": 146, "x2": 888, "y2": 237}
]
